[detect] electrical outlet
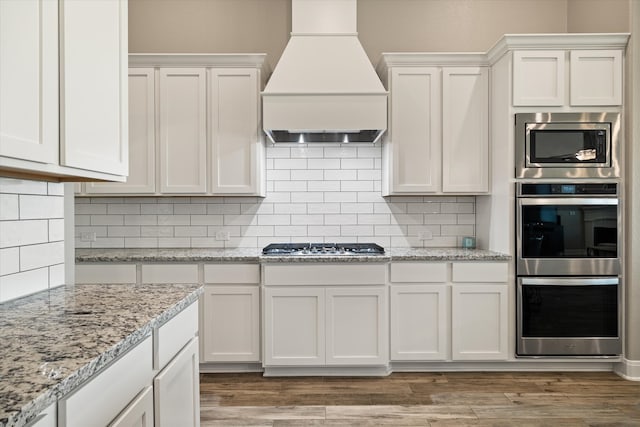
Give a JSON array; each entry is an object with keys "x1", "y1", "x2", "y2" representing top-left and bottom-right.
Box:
[
  {"x1": 215, "y1": 231, "x2": 231, "y2": 241},
  {"x1": 418, "y1": 230, "x2": 433, "y2": 240},
  {"x1": 80, "y1": 231, "x2": 97, "y2": 242}
]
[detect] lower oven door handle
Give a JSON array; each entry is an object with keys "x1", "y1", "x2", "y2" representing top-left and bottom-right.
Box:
[{"x1": 520, "y1": 277, "x2": 619, "y2": 286}]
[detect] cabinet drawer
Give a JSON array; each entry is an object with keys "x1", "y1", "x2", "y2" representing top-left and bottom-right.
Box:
[
  {"x1": 155, "y1": 302, "x2": 198, "y2": 370},
  {"x1": 263, "y1": 263, "x2": 387, "y2": 286},
  {"x1": 452, "y1": 262, "x2": 508, "y2": 283},
  {"x1": 204, "y1": 263, "x2": 260, "y2": 284},
  {"x1": 59, "y1": 336, "x2": 153, "y2": 427},
  {"x1": 390, "y1": 262, "x2": 448, "y2": 283},
  {"x1": 141, "y1": 264, "x2": 198, "y2": 284},
  {"x1": 75, "y1": 264, "x2": 137, "y2": 284}
]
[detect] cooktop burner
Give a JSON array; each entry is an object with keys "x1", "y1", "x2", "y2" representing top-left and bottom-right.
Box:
[{"x1": 262, "y1": 243, "x2": 385, "y2": 256}]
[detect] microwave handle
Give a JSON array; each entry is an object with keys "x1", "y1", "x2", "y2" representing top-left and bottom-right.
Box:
[{"x1": 519, "y1": 198, "x2": 618, "y2": 206}]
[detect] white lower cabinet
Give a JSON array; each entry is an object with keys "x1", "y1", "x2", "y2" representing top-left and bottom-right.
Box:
[
  {"x1": 108, "y1": 386, "x2": 154, "y2": 427},
  {"x1": 154, "y1": 337, "x2": 200, "y2": 427},
  {"x1": 262, "y1": 263, "x2": 388, "y2": 368},
  {"x1": 390, "y1": 261, "x2": 509, "y2": 362},
  {"x1": 200, "y1": 264, "x2": 261, "y2": 364}
]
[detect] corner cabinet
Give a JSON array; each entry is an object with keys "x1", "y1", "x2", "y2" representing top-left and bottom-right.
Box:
[
  {"x1": 377, "y1": 54, "x2": 489, "y2": 195},
  {"x1": 0, "y1": 0, "x2": 128, "y2": 182},
  {"x1": 80, "y1": 54, "x2": 267, "y2": 197}
]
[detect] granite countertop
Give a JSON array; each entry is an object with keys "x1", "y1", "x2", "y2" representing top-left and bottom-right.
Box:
[
  {"x1": 0, "y1": 283, "x2": 202, "y2": 427},
  {"x1": 76, "y1": 247, "x2": 510, "y2": 263}
]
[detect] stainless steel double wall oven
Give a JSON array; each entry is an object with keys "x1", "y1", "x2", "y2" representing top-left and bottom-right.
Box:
[{"x1": 515, "y1": 113, "x2": 622, "y2": 358}]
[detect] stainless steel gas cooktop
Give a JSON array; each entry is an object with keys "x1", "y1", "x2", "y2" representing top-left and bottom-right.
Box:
[{"x1": 262, "y1": 243, "x2": 385, "y2": 256}]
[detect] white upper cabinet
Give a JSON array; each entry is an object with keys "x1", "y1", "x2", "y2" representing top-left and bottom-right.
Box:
[
  {"x1": 210, "y1": 68, "x2": 264, "y2": 195},
  {"x1": 512, "y1": 50, "x2": 565, "y2": 106},
  {"x1": 86, "y1": 68, "x2": 156, "y2": 194},
  {"x1": 380, "y1": 55, "x2": 489, "y2": 195},
  {"x1": 159, "y1": 68, "x2": 208, "y2": 194},
  {"x1": 441, "y1": 67, "x2": 489, "y2": 193},
  {"x1": 59, "y1": 0, "x2": 128, "y2": 176},
  {"x1": 570, "y1": 50, "x2": 623, "y2": 106},
  {"x1": 512, "y1": 45, "x2": 624, "y2": 107},
  {"x1": 80, "y1": 54, "x2": 267, "y2": 196},
  {"x1": 0, "y1": 0, "x2": 58, "y2": 164},
  {"x1": 1, "y1": 0, "x2": 128, "y2": 181}
]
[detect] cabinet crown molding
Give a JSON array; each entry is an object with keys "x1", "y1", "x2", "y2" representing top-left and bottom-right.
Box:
[{"x1": 129, "y1": 53, "x2": 269, "y2": 72}]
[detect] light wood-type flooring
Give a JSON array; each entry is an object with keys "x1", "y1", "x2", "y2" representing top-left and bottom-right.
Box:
[{"x1": 200, "y1": 371, "x2": 640, "y2": 426}]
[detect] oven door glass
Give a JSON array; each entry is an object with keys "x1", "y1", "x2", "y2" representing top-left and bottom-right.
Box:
[
  {"x1": 527, "y1": 125, "x2": 609, "y2": 165},
  {"x1": 519, "y1": 277, "x2": 619, "y2": 338},
  {"x1": 520, "y1": 200, "x2": 617, "y2": 258}
]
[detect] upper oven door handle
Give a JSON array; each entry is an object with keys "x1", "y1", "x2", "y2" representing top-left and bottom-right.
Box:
[
  {"x1": 520, "y1": 277, "x2": 619, "y2": 286},
  {"x1": 518, "y1": 198, "x2": 618, "y2": 206}
]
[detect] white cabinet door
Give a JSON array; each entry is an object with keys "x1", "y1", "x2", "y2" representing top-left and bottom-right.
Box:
[
  {"x1": 210, "y1": 68, "x2": 263, "y2": 195},
  {"x1": 386, "y1": 67, "x2": 441, "y2": 194},
  {"x1": 59, "y1": 0, "x2": 128, "y2": 175},
  {"x1": 451, "y1": 284, "x2": 508, "y2": 360},
  {"x1": 390, "y1": 284, "x2": 448, "y2": 361},
  {"x1": 512, "y1": 50, "x2": 565, "y2": 106},
  {"x1": 0, "y1": 0, "x2": 58, "y2": 164},
  {"x1": 86, "y1": 68, "x2": 156, "y2": 194},
  {"x1": 109, "y1": 386, "x2": 154, "y2": 427},
  {"x1": 441, "y1": 67, "x2": 489, "y2": 193},
  {"x1": 570, "y1": 50, "x2": 623, "y2": 106},
  {"x1": 154, "y1": 337, "x2": 200, "y2": 427},
  {"x1": 201, "y1": 285, "x2": 260, "y2": 362},
  {"x1": 263, "y1": 287, "x2": 325, "y2": 366},
  {"x1": 159, "y1": 68, "x2": 207, "y2": 194},
  {"x1": 325, "y1": 287, "x2": 388, "y2": 365}
]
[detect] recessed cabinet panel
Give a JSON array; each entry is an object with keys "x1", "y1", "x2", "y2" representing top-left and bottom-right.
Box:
[
  {"x1": 570, "y1": 50, "x2": 623, "y2": 106},
  {"x1": 86, "y1": 69, "x2": 156, "y2": 194},
  {"x1": 159, "y1": 68, "x2": 207, "y2": 193},
  {"x1": 59, "y1": 0, "x2": 128, "y2": 175},
  {"x1": 442, "y1": 67, "x2": 489, "y2": 193},
  {"x1": 0, "y1": 0, "x2": 58, "y2": 164},
  {"x1": 210, "y1": 68, "x2": 262, "y2": 195},
  {"x1": 263, "y1": 287, "x2": 325, "y2": 366},
  {"x1": 389, "y1": 68, "x2": 441, "y2": 193},
  {"x1": 390, "y1": 284, "x2": 447, "y2": 361},
  {"x1": 326, "y1": 287, "x2": 388, "y2": 365},
  {"x1": 513, "y1": 50, "x2": 565, "y2": 106}
]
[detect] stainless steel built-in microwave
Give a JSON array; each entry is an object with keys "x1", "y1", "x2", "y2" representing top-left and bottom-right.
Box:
[{"x1": 515, "y1": 112, "x2": 621, "y2": 179}]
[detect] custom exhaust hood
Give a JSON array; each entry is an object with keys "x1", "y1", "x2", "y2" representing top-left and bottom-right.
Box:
[{"x1": 262, "y1": 0, "x2": 388, "y2": 144}]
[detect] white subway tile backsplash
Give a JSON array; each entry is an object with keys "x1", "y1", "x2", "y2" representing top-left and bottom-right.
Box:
[
  {"x1": 47, "y1": 182, "x2": 65, "y2": 196},
  {"x1": 20, "y1": 241, "x2": 65, "y2": 271},
  {"x1": 0, "y1": 268, "x2": 49, "y2": 303},
  {"x1": 0, "y1": 220, "x2": 48, "y2": 248},
  {"x1": 20, "y1": 194, "x2": 64, "y2": 219},
  {"x1": 73, "y1": 144, "x2": 476, "y2": 249},
  {"x1": 0, "y1": 177, "x2": 47, "y2": 195},
  {"x1": 0, "y1": 194, "x2": 19, "y2": 220},
  {"x1": 76, "y1": 226, "x2": 108, "y2": 237},
  {"x1": 49, "y1": 219, "x2": 65, "y2": 241},
  {"x1": 49, "y1": 263, "x2": 65, "y2": 287},
  {"x1": 92, "y1": 237, "x2": 125, "y2": 248},
  {"x1": 0, "y1": 248, "x2": 19, "y2": 276}
]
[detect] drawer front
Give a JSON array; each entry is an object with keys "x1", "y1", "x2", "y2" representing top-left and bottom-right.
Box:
[
  {"x1": 452, "y1": 262, "x2": 509, "y2": 283},
  {"x1": 75, "y1": 264, "x2": 137, "y2": 284},
  {"x1": 204, "y1": 263, "x2": 260, "y2": 284},
  {"x1": 59, "y1": 336, "x2": 153, "y2": 427},
  {"x1": 390, "y1": 262, "x2": 448, "y2": 283},
  {"x1": 156, "y1": 302, "x2": 198, "y2": 370},
  {"x1": 263, "y1": 263, "x2": 387, "y2": 286},
  {"x1": 141, "y1": 264, "x2": 198, "y2": 284}
]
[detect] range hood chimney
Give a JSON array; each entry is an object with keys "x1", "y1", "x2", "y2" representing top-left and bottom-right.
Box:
[{"x1": 262, "y1": 0, "x2": 388, "y2": 144}]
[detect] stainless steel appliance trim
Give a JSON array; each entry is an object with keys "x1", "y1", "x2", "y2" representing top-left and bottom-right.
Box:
[
  {"x1": 515, "y1": 112, "x2": 621, "y2": 179},
  {"x1": 516, "y1": 258, "x2": 620, "y2": 276},
  {"x1": 516, "y1": 277, "x2": 622, "y2": 357},
  {"x1": 519, "y1": 198, "x2": 618, "y2": 205}
]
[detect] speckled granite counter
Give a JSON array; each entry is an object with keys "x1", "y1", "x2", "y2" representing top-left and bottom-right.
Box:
[
  {"x1": 0, "y1": 283, "x2": 202, "y2": 427},
  {"x1": 76, "y1": 247, "x2": 510, "y2": 263}
]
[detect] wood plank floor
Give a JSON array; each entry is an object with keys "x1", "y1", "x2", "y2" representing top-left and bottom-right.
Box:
[{"x1": 200, "y1": 371, "x2": 640, "y2": 426}]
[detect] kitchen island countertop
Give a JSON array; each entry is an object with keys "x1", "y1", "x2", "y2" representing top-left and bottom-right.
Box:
[
  {"x1": 76, "y1": 247, "x2": 510, "y2": 263},
  {"x1": 0, "y1": 283, "x2": 202, "y2": 427}
]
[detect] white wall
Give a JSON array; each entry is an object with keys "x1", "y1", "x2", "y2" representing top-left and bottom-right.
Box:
[
  {"x1": 76, "y1": 144, "x2": 476, "y2": 249},
  {"x1": 0, "y1": 178, "x2": 65, "y2": 302}
]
